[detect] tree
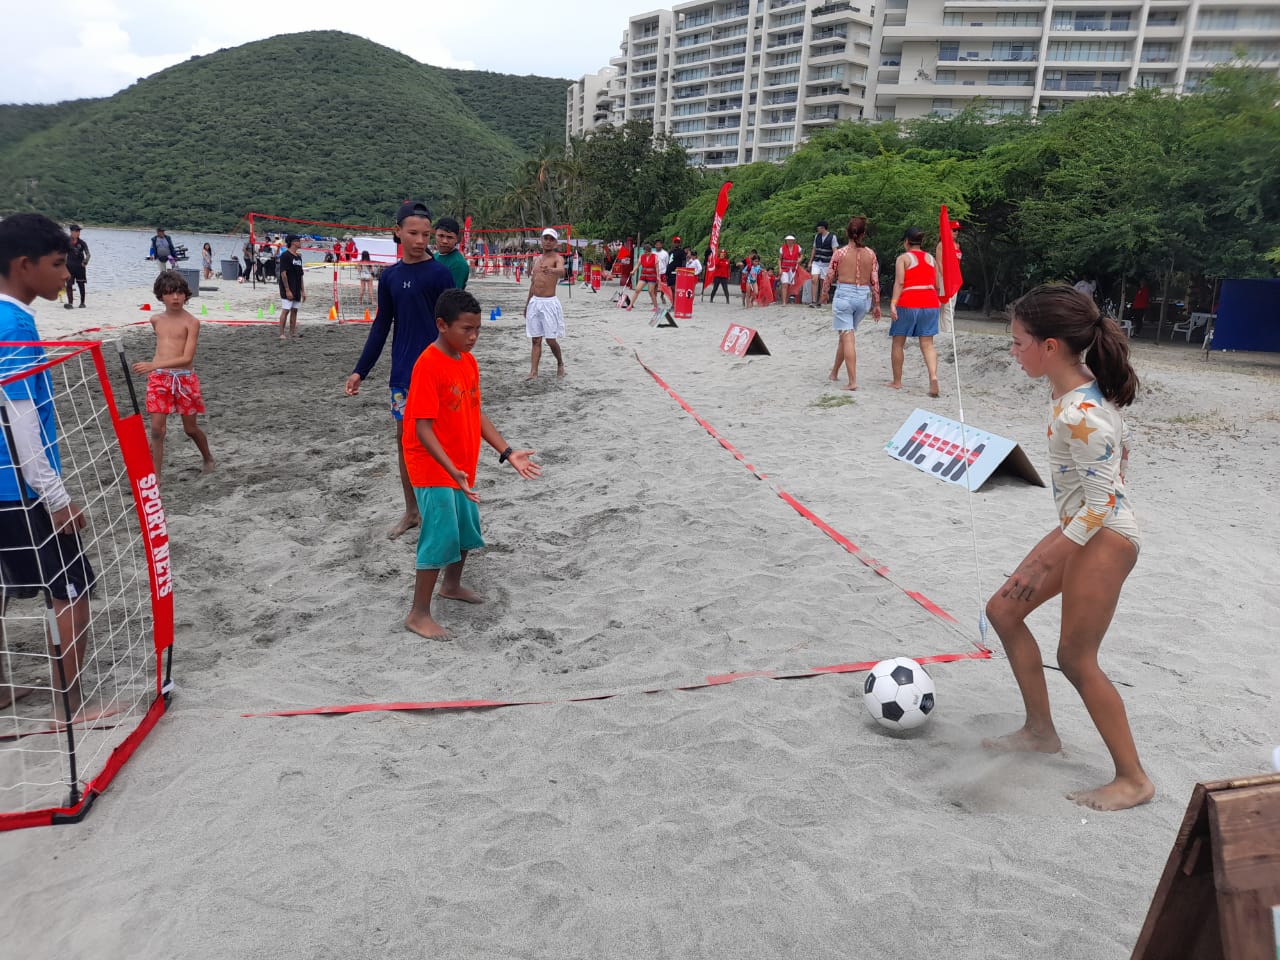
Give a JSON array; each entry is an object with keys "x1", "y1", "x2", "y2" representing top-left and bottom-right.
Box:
[{"x1": 572, "y1": 121, "x2": 700, "y2": 241}]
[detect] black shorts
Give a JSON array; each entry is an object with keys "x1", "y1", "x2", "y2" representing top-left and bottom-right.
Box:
[{"x1": 0, "y1": 500, "x2": 96, "y2": 603}]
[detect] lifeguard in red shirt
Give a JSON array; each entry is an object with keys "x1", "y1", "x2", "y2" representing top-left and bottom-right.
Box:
[
  {"x1": 629, "y1": 241, "x2": 661, "y2": 312},
  {"x1": 779, "y1": 234, "x2": 803, "y2": 307}
]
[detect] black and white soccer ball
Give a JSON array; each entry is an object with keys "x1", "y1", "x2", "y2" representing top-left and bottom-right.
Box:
[{"x1": 863, "y1": 657, "x2": 936, "y2": 730}]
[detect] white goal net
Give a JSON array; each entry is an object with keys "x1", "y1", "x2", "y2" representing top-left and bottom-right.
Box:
[{"x1": 0, "y1": 340, "x2": 174, "y2": 829}]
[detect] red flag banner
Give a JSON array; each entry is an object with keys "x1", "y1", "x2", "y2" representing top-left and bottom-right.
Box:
[
  {"x1": 939, "y1": 205, "x2": 963, "y2": 303},
  {"x1": 463, "y1": 215, "x2": 472, "y2": 257},
  {"x1": 705, "y1": 181, "x2": 732, "y2": 289}
]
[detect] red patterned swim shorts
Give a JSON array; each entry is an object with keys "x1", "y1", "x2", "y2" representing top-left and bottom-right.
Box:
[{"x1": 146, "y1": 369, "x2": 206, "y2": 416}]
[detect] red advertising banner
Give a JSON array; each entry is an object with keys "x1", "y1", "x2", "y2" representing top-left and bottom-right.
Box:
[
  {"x1": 705, "y1": 181, "x2": 732, "y2": 288},
  {"x1": 674, "y1": 268, "x2": 697, "y2": 319},
  {"x1": 939, "y1": 205, "x2": 963, "y2": 303}
]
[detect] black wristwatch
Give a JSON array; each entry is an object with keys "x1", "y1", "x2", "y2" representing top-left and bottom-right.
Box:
[{"x1": 498, "y1": 446, "x2": 513, "y2": 464}]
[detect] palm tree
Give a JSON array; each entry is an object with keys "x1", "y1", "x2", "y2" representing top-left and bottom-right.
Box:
[{"x1": 445, "y1": 173, "x2": 475, "y2": 221}]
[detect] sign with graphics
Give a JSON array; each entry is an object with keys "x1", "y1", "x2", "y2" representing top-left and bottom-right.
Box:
[
  {"x1": 886, "y1": 409, "x2": 1043, "y2": 490},
  {"x1": 719, "y1": 323, "x2": 770, "y2": 357}
]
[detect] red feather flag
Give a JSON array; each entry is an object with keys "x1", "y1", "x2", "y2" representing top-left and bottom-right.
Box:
[
  {"x1": 939, "y1": 205, "x2": 963, "y2": 303},
  {"x1": 705, "y1": 181, "x2": 732, "y2": 289}
]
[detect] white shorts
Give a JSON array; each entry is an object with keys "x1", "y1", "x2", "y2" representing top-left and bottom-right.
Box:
[
  {"x1": 780, "y1": 269, "x2": 797, "y2": 284},
  {"x1": 525, "y1": 296, "x2": 565, "y2": 339},
  {"x1": 280, "y1": 298, "x2": 302, "y2": 310},
  {"x1": 810, "y1": 261, "x2": 831, "y2": 279}
]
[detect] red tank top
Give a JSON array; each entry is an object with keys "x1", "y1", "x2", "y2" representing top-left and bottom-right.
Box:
[
  {"x1": 899, "y1": 250, "x2": 940, "y2": 308},
  {"x1": 639, "y1": 253, "x2": 658, "y2": 282},
  {"x1": 779, "y1": 243, "x2": 801, "y2": 270}
]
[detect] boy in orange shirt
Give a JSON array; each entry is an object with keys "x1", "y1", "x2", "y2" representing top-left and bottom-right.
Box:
[{"x1": 401, "y1": 289, "x2": 541, "y2": 639}]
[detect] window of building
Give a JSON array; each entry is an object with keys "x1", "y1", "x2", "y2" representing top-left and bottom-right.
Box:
[
  {"x1": 1146, "y1": 11, "x2": 1179, "y2": 26},
  {"x1": 996, "y1": 12, "x2": 1040, "y2": 26},
  {"x1": 939, "y1": 43, "x2": 960, "y2": 60},
  {"x1": 1197, "y1": 10, "x2": 1238, "y2": 29}
]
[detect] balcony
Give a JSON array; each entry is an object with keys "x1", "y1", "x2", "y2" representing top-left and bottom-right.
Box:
[
  {"x1": 767, "y1": 32, "x2": 806, "y2": 49},
  {"x1": 1041, "y1": 78, "x2": 1122, "y2": 91},
  {"x1": 813, "y1": 2, "x2": 855, "y2": 19},
  {"x1": 714, "y1": 6, "x2": 749, "y2": 23},
  {"x1": 711, "y1": 61, "x2": 747, "y2": 76},
  {"x1": 707, "y1": 100, "x2": 745, "y2": 112},
  {"x1": 710, "y1": 44, "x2": 748, "y2": 60},
  {"x1": 805, "y1": 108, "x2": 842, "y2": 121},
  {"x1": 764, "y1": 91, "x2": 798, "y2": 104},
  {"x1": 708, "y1": 117, "x2": 741, "y2": 129},
  {"x1": 704, "y1": 152, "x2": 738, "y2": 166}
]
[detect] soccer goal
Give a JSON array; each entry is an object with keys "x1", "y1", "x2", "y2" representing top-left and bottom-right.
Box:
[
  {"x1": 0, "y1": 341, "x2": 174, "y2": 830},
  {"x1": 467, "y1": 225, "x2": 575, "y2": 285},
  {"x1": 246, "y1": 212, "x2": 398, "y2": 321}
]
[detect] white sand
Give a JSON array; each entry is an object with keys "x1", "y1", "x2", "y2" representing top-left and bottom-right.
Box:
[{"x1": 4, "y1": 275, "x2": 1278, "y2": 958}]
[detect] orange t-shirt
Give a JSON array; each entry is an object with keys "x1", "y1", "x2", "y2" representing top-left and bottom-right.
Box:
[{"x1": 402, "y1": 345, "x2": 482, "y2": 488}]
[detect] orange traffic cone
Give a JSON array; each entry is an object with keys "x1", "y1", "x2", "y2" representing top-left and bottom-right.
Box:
[
  {"x1": 328, "y1": 304, "x2": 338, "y2": 321},
  {"x1": 363, "y1": 308, "x2": 371, "y2": 323}
]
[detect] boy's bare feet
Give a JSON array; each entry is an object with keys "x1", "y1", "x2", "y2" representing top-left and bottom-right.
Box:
[
  {"x1": 201, "y1": 459, "x2": 216, "y2": 475},
  {"x1": 929, "y1": 378, "x2": 941, "y2": 398},
  {"x1": 1067, "y1": 775, "x2": 1155, "y2": 811},
  {"x1": 557, "y1": 364, "x2": 566, "y2": 378},
  {"x1": 387, "y1": 512, "x2": 420, "y2": 540},
  {"x1": 828, "y1": 372, "x2": 839, "y2": 382},
  {"x1": 981, "y1": 725, "x2": 1062, "y2": 754},
  {"x1": 439, "y1": 586, "x2": 484, "y2": 604},
  {"x1": 404, "y1": 612, "x2": 449, "y2": 640},
  {"x1": 840, "y1": 383, "x2": 858, "y2": 391},
  {"x1": 526, "y1": 372, "x2": 538, "y2": 381},
  {"x1": 885, "y1": 381, "x2": 902, "y2": 389}
]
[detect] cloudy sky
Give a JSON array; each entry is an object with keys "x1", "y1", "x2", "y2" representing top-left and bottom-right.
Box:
[{"x1": 4, "y1": 0, "x2": 631, "y2": 104}]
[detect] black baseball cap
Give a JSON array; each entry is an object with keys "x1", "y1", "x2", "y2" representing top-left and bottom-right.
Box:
[{"x1": 395, "y1": 201, "x2": 433, "y2": 225}]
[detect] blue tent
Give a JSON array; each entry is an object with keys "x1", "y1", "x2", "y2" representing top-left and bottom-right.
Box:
[{"x1": 1211, "y1": 278, "x2": 1280, "y2": 352}]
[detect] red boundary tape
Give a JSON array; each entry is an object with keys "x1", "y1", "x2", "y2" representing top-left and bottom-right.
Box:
[
  {"x1": 631, "y1": 350, "x2": 976, "y2": 635},
  {"x1": 243, "y1": 650, "x2": 988, "y2": 718}
]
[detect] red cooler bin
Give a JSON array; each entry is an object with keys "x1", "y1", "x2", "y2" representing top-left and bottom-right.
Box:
[
  {"x1": 674, "y1": 268, "x2": 697, "y2": 320},
  {"x1": 591, "y1": 265, "x2": 602, "y2": 292}
]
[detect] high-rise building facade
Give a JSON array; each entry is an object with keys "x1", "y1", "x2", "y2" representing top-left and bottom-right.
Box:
[
  {"x1": 566, "y1": 68, "x2": 619, "y2": 142},
  {"x1": 873, "y1": 0, "x2": 1280, "y2": 120},
  {"x1": 594, "y1": 0, "x2": 875, "y2": 167},
  {"x1": 572, "y1": 0, "x2": 1280, "y2": 164}
]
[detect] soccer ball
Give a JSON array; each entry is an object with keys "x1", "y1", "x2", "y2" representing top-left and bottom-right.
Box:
[{"x1": 863, "y1": 657, "x2": 936, "y2": 730}]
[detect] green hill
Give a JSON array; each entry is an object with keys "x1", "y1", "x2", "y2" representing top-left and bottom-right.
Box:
[{"x1": 0, "y1": 31, "x2": 569, "y2": 231}]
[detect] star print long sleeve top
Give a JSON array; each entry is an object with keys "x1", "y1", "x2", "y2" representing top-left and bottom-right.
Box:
[{"x1": 1048, "y1": 381, "x2": 1140, "y2": 548}]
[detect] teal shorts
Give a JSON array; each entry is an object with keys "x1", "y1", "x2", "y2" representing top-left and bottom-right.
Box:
[{"x1": 413, "y1": 486, "x2": 485, "y2": 569}]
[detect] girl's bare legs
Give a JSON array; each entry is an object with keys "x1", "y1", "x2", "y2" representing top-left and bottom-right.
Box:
[
  {"x1": 984, "y1": 528, "x2": 1066, "y2": 753},
  {"x1": 838, "y1": 330, "x2": 857, "y2": 390},
  {"x1": 985, "y1": 528, "x2": 1153, "y2": 811},
  {"x1": 1057, "y1": 530, "x2": 1153, "y2": 810}
]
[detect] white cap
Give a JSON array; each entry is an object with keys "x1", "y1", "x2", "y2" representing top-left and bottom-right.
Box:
[
  {"x1": 784, "y1": 234, "x2": 796, "y2": 240},
  {"x1": 541, "y1": 228, "x2": 558, "y2": 240}
]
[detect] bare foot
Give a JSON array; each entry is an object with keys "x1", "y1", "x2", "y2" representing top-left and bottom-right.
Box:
[
  {"x1": 981, "y1": 725, "x2": 1062, "y2": 754},
  {"x1": 387, "y1": 512, "x2": 421, "y2": 541},
  {"x1": 278, "y1": 334, "x2": 287, "y2": 341},
  {"x1": 1067, "y1": 775, "x2": 1155, "y2": 811},
  {"x1": 828, "y1": 372, "x2": 839, "y2": 382},
  {"x1": 885, "y1": 381, "x2": 903, "y2": 390},
  {"x1": 929, "y1": 378, "x2": 940, "y2": 398},
  {"x1": 525, "y1": 372, "x2": 538, "y2": 381},
  {"x1": 404, "y1": 612, "x2": 449, "y2": 640},
  {"x1": 557, "y1": 364, "x2": 566, "y2": 378},
  {"x1": 439, "y1": 586, "x2": 484, "y2": 604},
  {"x1": 840, "y1": 383, "x2": 858, "y2": 391},
  {"x1": 0, "y1": 683, "x2": 36, "y2": 710},
  {"x1": 201, "y1": 459, "x2": 216, "y2": 475}
]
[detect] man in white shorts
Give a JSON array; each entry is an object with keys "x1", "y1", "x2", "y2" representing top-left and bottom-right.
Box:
[
  {"x1": 809, "y1": 221, "x2": 835, "y2": 307},
  {"x1": 523, "y1": 228, "x2": 566, "y2": 379}
]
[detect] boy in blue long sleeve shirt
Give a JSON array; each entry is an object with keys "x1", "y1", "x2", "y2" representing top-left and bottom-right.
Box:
[{"x1": 344, "y1": 201, "x2": 455, "y2": 539}]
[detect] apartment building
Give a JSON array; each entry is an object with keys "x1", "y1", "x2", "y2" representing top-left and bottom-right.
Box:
[
  {"x1": 873, "y1": 0, "x2": 1280, "y2": 120},
  {"x1": 572, "y1": 0, "x2": 1280, "y2": 164},
  {"x1": 566, "y1": 68, "x2": 619, "y2": 142},
  {"x1": 596, "y1": 0, "x2": 875, "y2": 167}
]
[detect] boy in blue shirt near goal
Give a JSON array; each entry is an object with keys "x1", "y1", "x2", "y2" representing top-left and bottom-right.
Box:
[
  {"x1": 0, "y1": 214, "x2": 97, "y2": 722},
  {"x1": 344, "y1": 201, "x2": 456, "y2": 540}
]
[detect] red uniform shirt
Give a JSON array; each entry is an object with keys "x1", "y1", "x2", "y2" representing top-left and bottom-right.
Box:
[
  {"x1": 639, "y1": 252, "x2": 658, "y2": 283},
  {"x1": 779, "y1": 243, "x2": 801, "y2": 271}
]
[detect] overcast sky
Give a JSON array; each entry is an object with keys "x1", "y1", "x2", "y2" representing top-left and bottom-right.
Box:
[{"x1": 4, "y1": 0, "x2": 632, "y2": 104}]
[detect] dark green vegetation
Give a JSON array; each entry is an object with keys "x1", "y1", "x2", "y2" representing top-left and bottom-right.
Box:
[
  {"x1": 663, "y1": 69, "x2": 1280, "y2": 310},
  {"x1": 0, "y1": 31, "x2": 568, "y2": 231}
]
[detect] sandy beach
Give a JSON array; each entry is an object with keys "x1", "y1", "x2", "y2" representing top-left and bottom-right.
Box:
[{"x1": 4, "y1": 273, "x2": 1278, "y2": 958}]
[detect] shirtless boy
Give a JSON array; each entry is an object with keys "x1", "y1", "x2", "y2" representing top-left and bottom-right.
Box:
[
  {"x1": 133, "y1": 270, "x2": 215, "y2": 481},
  {"x1": 523, "y1": 228, "x2": 567, "y2": 379}
]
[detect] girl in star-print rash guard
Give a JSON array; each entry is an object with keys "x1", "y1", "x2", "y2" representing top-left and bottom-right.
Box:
[{"x1": 985, "y1": 283, "x2": 1153, "y2": 814}]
